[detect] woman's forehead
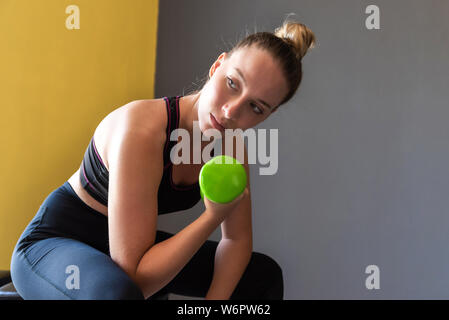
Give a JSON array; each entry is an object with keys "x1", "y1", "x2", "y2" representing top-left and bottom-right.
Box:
[
  {"x1": 227, "y1": 48, "x2": 287, "y2": 104},
  {"x1": 230, "y1": 46, "x2": 275, "y2": 67}
]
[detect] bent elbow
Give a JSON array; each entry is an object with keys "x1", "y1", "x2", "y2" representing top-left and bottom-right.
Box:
[{"x1": 110, "y1": 252, "x2": 140, "y2": 284}]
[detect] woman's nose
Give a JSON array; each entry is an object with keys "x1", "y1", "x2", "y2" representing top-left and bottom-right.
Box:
[{"x1": 222, "y1": 102, "x2": 240, "y2": 120}]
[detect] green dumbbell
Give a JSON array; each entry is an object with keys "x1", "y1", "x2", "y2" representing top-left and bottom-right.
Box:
[{"x1": 199, "y1": 155, "x2": 247, "y2": 204}]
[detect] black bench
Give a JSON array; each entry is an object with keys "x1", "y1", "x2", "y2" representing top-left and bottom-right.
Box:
[{"x1": 0, "y1": 270, "x2": 22, "y2": 300}]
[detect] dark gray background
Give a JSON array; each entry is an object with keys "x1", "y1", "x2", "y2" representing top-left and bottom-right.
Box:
[{"x1": 154, "y1": 0, "x2": 449, "y2": 299}]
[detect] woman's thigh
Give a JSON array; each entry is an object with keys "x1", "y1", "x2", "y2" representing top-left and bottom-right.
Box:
[
  {"x1": 155, "y1": 231, "x2": 284, "y2": 300},
  {"x1": 11, "y1": 237, "x2": 144, "y2": 300}
]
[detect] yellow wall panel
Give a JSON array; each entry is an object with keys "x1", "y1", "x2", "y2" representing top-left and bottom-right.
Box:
[{"x1": 0, "y1": 0, "x2": 159, "y2": 269}]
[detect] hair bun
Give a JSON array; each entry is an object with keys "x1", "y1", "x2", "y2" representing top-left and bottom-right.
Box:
[{"x1": 274, "y1": 19, "x2": 316, "y2": 61}]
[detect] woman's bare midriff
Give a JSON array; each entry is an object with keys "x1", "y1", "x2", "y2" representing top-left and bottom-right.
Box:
[{"x1": 66, "y1": 97, "x2": 204, "y2": 218}]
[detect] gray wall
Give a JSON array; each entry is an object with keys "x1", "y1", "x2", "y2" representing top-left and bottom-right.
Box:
[{"x1": 155, "y1": 0, "x2": 449, "y2": 299}]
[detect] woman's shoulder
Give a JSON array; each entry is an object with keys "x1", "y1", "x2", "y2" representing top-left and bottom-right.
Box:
[
  {"x1": 117, "y1": 98, "x2": 168, "y2": 132},
  {"x1": 94, "y1": 98, "x2": 169, "y2": 170},
  {"x1": 103, "y1": 98, "x2": 168, "y2": 135}
]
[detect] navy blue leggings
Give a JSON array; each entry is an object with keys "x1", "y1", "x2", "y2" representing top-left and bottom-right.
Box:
[{"x1": 10, "y1": 182, "x2": 283, "y2": 300}]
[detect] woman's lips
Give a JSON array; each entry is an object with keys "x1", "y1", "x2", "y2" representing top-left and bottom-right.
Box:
[{"x1": 210, "y1": 113, "x2": 225, "y2": 132}]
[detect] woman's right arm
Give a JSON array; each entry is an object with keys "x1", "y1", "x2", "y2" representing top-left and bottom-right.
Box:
[{"x1": 107, "y1": 116, "x2": 244, "y2": 299}]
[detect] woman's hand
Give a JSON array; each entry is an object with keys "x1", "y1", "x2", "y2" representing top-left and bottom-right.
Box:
[{"x1": 203, "y1": 188, "x2": 249, "y2": 222}]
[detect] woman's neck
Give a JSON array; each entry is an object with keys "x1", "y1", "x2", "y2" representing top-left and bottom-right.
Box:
[
  {"x1": 177, "y1": 92, "x2": 213, "y2": 159},
  {"x1": 179, "y1": 93, "x2": 200, "y2": 135}
]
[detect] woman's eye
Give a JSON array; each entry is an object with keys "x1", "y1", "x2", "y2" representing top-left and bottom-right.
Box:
[
  {"x1": 251, "y1": 104, "x2": 263, "y2": 115},
  {"x1": 227, "y1": 77, "x2": 236, "y2": 89}
]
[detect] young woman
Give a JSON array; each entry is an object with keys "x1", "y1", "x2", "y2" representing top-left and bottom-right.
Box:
[{"x1": 10, "y1": 19, "x2": 315, "y2": 300}]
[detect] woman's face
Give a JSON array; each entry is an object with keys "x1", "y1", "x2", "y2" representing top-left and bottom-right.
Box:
[{"x1": 197, "y1": 46, "x2": 289, "y2": 136}]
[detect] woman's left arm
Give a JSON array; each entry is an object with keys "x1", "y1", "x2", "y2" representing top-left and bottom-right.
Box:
[{"x1": 205, "y1": 143, "x2": 253, "y2": 300}]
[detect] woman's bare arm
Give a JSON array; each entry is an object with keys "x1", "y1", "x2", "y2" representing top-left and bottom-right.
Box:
[
  {"x1": 135, "y1": 209, "x2": 225, "y2": 298},
  {"x1": 107, "y1": 126, "x2": 164, "y2": 281}
]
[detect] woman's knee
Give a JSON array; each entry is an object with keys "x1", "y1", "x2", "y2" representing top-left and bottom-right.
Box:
[
  {"x1": 231, "y1": 252, "x2": 284, "y2": 300},
  {"x1": 253, "y1": 252, "x2": 284, "y2": 296}
]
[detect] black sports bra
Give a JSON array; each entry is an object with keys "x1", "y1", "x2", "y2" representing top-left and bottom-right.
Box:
[{"x1": 79, "y1": 96, "x2": 209, "y2": 214}]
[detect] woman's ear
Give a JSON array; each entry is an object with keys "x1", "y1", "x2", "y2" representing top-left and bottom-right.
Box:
[{"x1": 209, "y1": 52, "x2": 228, "y2": 78}]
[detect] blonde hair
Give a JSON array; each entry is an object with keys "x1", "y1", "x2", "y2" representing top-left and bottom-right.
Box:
[{"x1": 274, "y1": 18, "x2": 316, "y2": 62}]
